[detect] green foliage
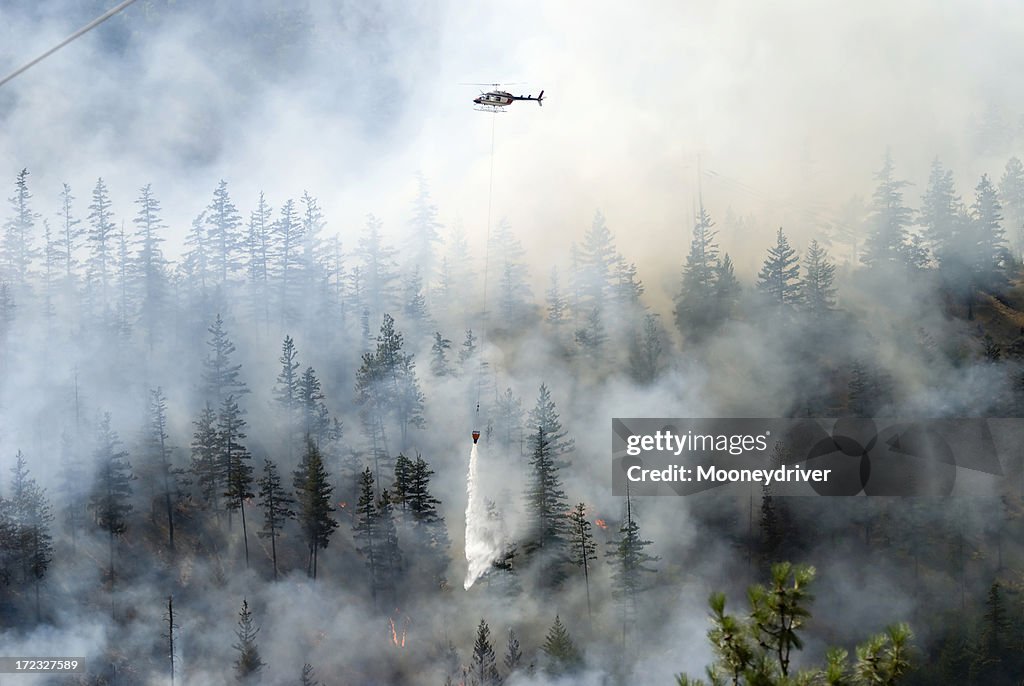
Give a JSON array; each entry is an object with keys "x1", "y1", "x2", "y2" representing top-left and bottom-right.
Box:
[
  {"x1": 233, "y1": 598, "x2": 264, "y2": 682},
  {"x1": 675, "y1": 563, "x2": 914, "y2": 686},
  {"x1": 757, "y1": 228, "x2": 801, "y2": 306},
  {"x1": 542, "y1": 615, "x2": 582, "y2": 676}
]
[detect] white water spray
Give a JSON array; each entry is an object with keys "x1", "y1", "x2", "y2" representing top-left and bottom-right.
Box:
[{"x1": 464, "y1": 442, "x2": 502, "y2": 589}]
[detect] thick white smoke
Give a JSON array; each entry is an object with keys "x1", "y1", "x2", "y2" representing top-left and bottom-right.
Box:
[{"x1": 463, "y1": 442, "x2": 503, "y2": 589}]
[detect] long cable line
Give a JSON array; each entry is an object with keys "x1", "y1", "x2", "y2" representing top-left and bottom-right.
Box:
[
  {"x1": 0, "y1": 0, "x2": 141, "y2": 89},
  {"x1": 476, "y1": 111, "x2": 497, "y2": 414}
]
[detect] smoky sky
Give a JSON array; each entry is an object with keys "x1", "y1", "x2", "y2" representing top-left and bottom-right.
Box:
[{"x1": 3, "y1": 0, "x2": 1023, "y2": 310}]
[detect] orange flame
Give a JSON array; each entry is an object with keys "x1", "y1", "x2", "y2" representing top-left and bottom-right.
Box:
[
  {"x1": 388, "y1": 614, "x2": 409, "y2": 647},
  {"x1": 595, "y1": 518, "x2": 608, "y2": 530},
  {"x1": 338, "y1": 502, "x2": 347, "y2": 509}
]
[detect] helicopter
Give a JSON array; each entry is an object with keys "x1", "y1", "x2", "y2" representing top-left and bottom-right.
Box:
[{"x1": 464, "y1": 83, "x2": 544, "y2": 112}]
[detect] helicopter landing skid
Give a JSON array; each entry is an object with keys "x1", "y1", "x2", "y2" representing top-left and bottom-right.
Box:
[{"x1": 474, "y1": 106, "x2": 506, "y2": 113}]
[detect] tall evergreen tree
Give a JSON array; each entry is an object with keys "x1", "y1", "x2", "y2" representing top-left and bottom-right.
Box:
[
  {"x1": 606, "y1": 492, "x2": 658, "y2": 629},
  {"x1": 273, "y1": 335, "x2": 301, "y2": 424},
  {"x1": 998, "y1": 157, "x2": 1024, "y2": 259},
  {"x1": 133, "y1": 184, "x2": 169, "y2": 348},
  {"x1": 354, "y1": 466, "x2": 379, "y2": 601},
  {"x1": 522, "y1": 427, "x2": 570, "y2": 581},
  {"x1": 503, "y1": 628, "x2": 522, "y2": 673},
  {"x1": 207, "y1": 180, "x2": 244, "y2": 286},
  {"x1": 8, "y1": 452, "x2": 54, "y2": 620},
  {"x1": 220, "y1": 394, "x2": 254, "y2": 567},
  {"x1": 629, "y1": 313, "x2": 666, "y2": 384},
  {"x1": 674, "y1": 205, "x2": 721, "y2": 337},
  {"x1": 970, "y1": 173, "x2": 1009, "y2": 293},
  {"x1": 189, "y1": 404, "x2": 222, "y2": 511},
  {"x1": 470, "y1": 619, "x2": 501, "y2": 686},
  {"x1": 757, "y1": 228, "x2": 801, "y2": 306},
  {"x1": 298, "y1": 366, "x2": 329, "y2": 446},
  {"x1": 257, "y1": 458, "x2": 295, "y2": 580},
  {"x1": 86, "y1": 177, "x2": 116, "y2": 308},
  {"x1": 407, "y1": 173, "x2": 442, "y2": 283},
  {"x1": 861, "y1": 150, "x2": 914, "y2": 269},
  {"x1": 247, "y1": 191, "x2": 274, "y2": 330},
  {"x1": 567, "y1": 502, "x2": 597, "y2": 618},
  {"x1": 146, "y1": 388, "x2": 180, "y2": 551},
  {"x1": 545, "y1": 266, "x2": 569, "y2": 331},
  {"x1": 490, "y1": 219, "x2": 532, "y2": 324},
  {"x1": 526, "y1": 384, "x2": 574, "y2": 464},
  {"x1": 203, "y1": 314, "x2": 249, "y2": 403},
  {"x1": 88, "y1": 413, "x2": 134, "y2": 608},
  {"x1": 541, "y1": 615, "x2": 582, "y2": 676},
  {"x1": 293, "y1": 440, "x2": 338, "y2": 579},
  {"x1": 2, "y1": 169, "x2": 38, "y2": 292},
  {"x1": 233, "y1": 598, "x2": 264, "y2": 682},
  {"x1": 799, "y1": 239, "x2": 837, "y2": 316},
  {"x1": 430, "y1": 332, "x2": 453, "y2": 377},
  {"x1": 356, "y1": 214, "x2": 400, "y2": 319},
  {"x1": 55, "y1": 182, "x2": 83, "y2": 283},
  {"x1": 273, "y1": 198, "x2": 304, "y2": 326},
  {"x1": 919, "y1": 158, "x2": 960, "y2": 266}
]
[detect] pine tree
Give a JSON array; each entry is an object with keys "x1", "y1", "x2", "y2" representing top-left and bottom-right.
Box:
[
  {"x1": 376, "y1": 488, "x2": 403, "y2": 605},
  {"x1": 220, "y1": 394, "x2": 254, "y2": 567},
  {"x1": 999, "y1": 157, "x2": 1024, "y2": 259},
  {"x1": 299, "y1": 663, "x2": 320, "y2": 686},
  {"x1": 493, "y1": 388, "x2": 524, "y2": 460},
  {"x1": 606, "y1": 492, "x2": 658, "y2": 629},
  {"x1": 146, "y1": 388, "x2": 180, "y2": 551},
  {"x1": 57, "y1": 430, "x2": 86, "y2": 551},
  {"x1": 407, "y1": 172, "x2": 442, "y2": 279},
  {"x1": 86, "y1": 177, "x2": 116, "y2": 309},
  {"x1": 273, "y1": 335, "x2": 301, "y2": 439},
  {"x1": 257, "y1": 458, "x2": 295, "y2": 580},
  {"x1": 56, "y1": 183, "x2": 83, "y2": 283},
  {"x1": 247, "y1": 191, "x2": 274, "y2": 330},
  {"x1": 757, "y1": 227, "x2": 801, "y2": 306},
  {"x1": 402, "y1": 266, "x2": 431, "y2": 338},
  {"x1": 470, "y1": 619, "x2": 501, "y2": 686},
  {"x1": 203, "y1": 314, "x2": 249, "y2": 403},
  {"x1": 490, "y1": 219, "x2": 532, "y2": 325},
  {"x1": 970, "y1": 173, "x2": 1009, "y2": 293},
  {"x1": 2, "y1": 169, "x2": 39, "y2": 292},
  {"x1": 541, "y1": 615, "x2": 582, "y2": 676},
  {"x1": 712, "y1": 254, "x2": 740, "y2": 322},
  {"x1": 88, "y1": 413, "x2": 134, "y2": 609},
  {"x1": 522, "y1": 427, "x2": 570, "y2": 581},
  {"x1": 354, "y1": 467, "x2": 379, "y2": 601},
  {"x1": 273, "y1": 198, "x2": 304, "y2": 326},
  {"x1": 298, "y1": 366, "x2": 329, "y2": 446},
  {"x1": 674, "y1": 206, "x2": 720, "y2": 338},
  {"x1": 207, "y1": 180, "x2": 244, "y2": 287},
  {"x1": 527, "y1": 384, "x2": 574, "y2": 464},
  {"x1": 567, "y1": 502, "x2": 597, "y2": 618},
  {"x1": 181, "y1": 211, "x2": 211, "y2": 298},
  {"x1": 233, "y1": 598, "x2": 264, "y2": 682},
  {"x1": 190, "y1": 404, "x2": 222, "y2": 511},
  {"x1": 299, "y1": 191, "x2": 327, "y2": 322},
  {"x1": 403, "y1": 455, "x2": 449, "y2": 582},
  {"x1": 293, "y1": 440, "x2": 338, "y2": 579},
  {"x1": 430, "y1": 332, "x2": 453, "y2": 377},
  {"x1": 574, "y1": 210, "x2": 620, "y2": 312},
  {"x1": 503, "y1": 628, "x2": 522, "y2": 673},
  {"x1": 546, "y1": 266, "x2": 569, "y2": 330},
  {"x1": 799, "y1": 239, "x2": 837, "y2": 316},
  {"x1": 629, "y1": 313, "x2": 665, "y2": 384},
  {"x1": 574, "y1": 306, "x2": 608, "y2": 360},
  {"x1": 356, "y1": 214, "x2": 400, "y2": 319},
  {"x1": 919, "y1": 158, "x2": 960, "y2": 266},
  {"x1": 133, "y1": 184, "x2": 169, "y2": 349},
  {"x1": 862, "y1": 150, "x2": 914, "y2": 269},
  {"x1": 114, "y1": 223, "x2": 133, "y2": 338},
  {"x1": 8, "y1": 452, "x2": 54, "y2": 621}
]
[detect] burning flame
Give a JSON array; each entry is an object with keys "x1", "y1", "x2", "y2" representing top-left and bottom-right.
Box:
[
  {"x1": 338, "y1": 501, "x2": 347, "y2": 509},
  {"x1": 388, "y1": 613, "x2": 409, "y2": 647},
  {"x1": 595, "y1": 518, "x2": 608, "y2": 530}
]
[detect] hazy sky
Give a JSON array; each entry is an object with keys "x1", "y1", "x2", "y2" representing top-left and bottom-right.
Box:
[{"x1": 1, "y1": 0, "x2": 1022, "y2": 307}]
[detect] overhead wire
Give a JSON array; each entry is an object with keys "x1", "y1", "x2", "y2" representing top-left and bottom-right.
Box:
[
  {"x1": 0, "y1": 0, "x2": 141, "y2": 89},
  {"x1": 476, "y1": 110, "x2": 497, "y2": 414}
]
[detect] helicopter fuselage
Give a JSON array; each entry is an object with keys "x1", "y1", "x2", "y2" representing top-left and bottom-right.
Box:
[{"x1": 472, "y1": 89, "x2": 544, "y2": 109}]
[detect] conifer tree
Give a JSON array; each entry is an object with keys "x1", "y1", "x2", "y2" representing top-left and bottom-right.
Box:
[
  {"x1": 274, "y1": 198, "x2": 304, "y2": 326},
  {"x1": 356, "y1": 214, "x2": 400, "y2": 319},
  {"x1": 541, "y1": 615, "x2": 582, "y2": 676},
  {"x1": 220, "y1": 394, "x2": 254, "y2": 566},
  {"x1": 233, "y1": 598, "x2": 264, "y2": 682},
  {"x1": 181, "y1": 211, "x2": 211, "y2": 298},
  {"x1": 88, "y1": 413, "x2": 134, "y2": 607},
  {"x1": 522, "y1": 427, "x2": 570, "y2": 580},
  {"x1": 757, "y1": 227, "x2": 801, "y2": 306},
  {"x1": 204, "y1": 314, "x2": 249, "y2": 403},
  {"x1": 9, "y1": 452, "x2": 54, "y2": 621},
  {"x1": 490, "y1": 219, "x2": 532, "y2": 324},
  {"x1": 430, "y1": 332, "x2": 453, "y2": 377},
  {"x1": 190, "y1": 404, "x2": 222, "y2": 511},
  {"x1": 493, "y1": 388, "x2": 524, "y2": 461},
  {"x1": 56, "y1": 182, "x2": 83, "y2": 283},
  {"x1": 970, "y1": 173, "x2": 1009, "y2": 294},
  {"x1": 674, "y1": 206, "x2": 720, "y2": 337},
  {"x1": 503, "y1": 628, "x2": 522, "y2": 673},
  {"x1": 299, "y1": 663, "x2": 320, "y2": 686},
  {"x1": 861, "y1": 150, "x2": 914, "y2": 269},
  {"x1": 712, "y1": 253, "x2": 740, "y2": 321},
  {"x1": 567, "y1": 502, "x2": 597, "y2": 618},
  {"x1": 298, "y1": 366, "x2": 329, "y2": 445},
  {"x1": 376, "y1": 488, "x2": 403, "y2": 604},
  {"x1": 257, "y1": 458, "x2": 294, "y2": 580},
  {"x1": 527, "y1": 384, "x2": 574, "y2": 464},
  {"x1": 546, "y1": 266, "x2": 569, "y2": 330},
  {"x1": 999, "y1": 156, "x2": 1024, "y2": 259},
  {"x1": 402, "y1": 267, "x2": 431, "y2": 339},
  {"x1": 207, "y1": 180, "x2": 244, "y2": 286},
  {"x1": 919, "y1": 158, "x2": 960, "y2": 265},
  {"x1": 407, "y1": 173, "x2": 443, "y2": 281},
  {"x1": 470, "y1": 619, "x2": 501, "y2": 686},
  {"x1": 293, "y1": 440, "x2": 338, "y2": 579},
  {"x1": 629, "y1": 313, "x2": 665, "y2": 384},
  {"x1": 606, "y1": 491, "x2": 658, "y2": 628},
  {"x1": 799, "y1": 239, "x2": 837, "y2": 316},
  {"x1": 86, "y1": 177, "x2": 116, "y2": 308},
  {"x1": 133, "y1": 184, "x2": 169, "y2": 348},
  {"x1": 2, "y1": 169, "x2": 39, "y2": 292},
  {"x1": 354, "y1": 467, "x2": 379, "y2": 600},
  {"x1": 246, "y1": 192, "x2": 274, "y2": 329},
  {"x1": 273, "y1": 335, "x2": 301, "y2": 432},
  {"x1": 146, "y1": 388, "x2": 180, "y2": 551}
]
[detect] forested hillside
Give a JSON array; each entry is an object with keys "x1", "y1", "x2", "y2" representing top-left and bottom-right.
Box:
[{"x1": 1, "y1": 147, "x2": 1023, "y2": 684}]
